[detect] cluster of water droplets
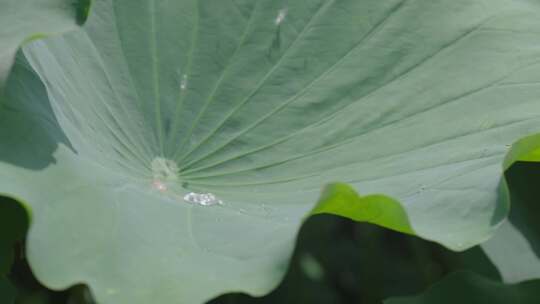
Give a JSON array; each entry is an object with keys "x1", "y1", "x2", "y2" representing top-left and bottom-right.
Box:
[
  {"x1": 180, "y1": 74, "x2": 188, "y2": 90},
  {"x1": 150, "y1": 157, "x2": 223, "y2": 206},
  {"x1": 152, "y1": 180, "x2": 168, "y2": 192},
  {"x1": 183, "y1": 192, "x2": 223, "y2": 206}
]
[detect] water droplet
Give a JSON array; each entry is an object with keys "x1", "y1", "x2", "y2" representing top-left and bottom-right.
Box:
[
  {"x1": 180, "y1": 74, "x2": 188, "y2": 90},
  {"x1": 261, "y1": 203, "x2": 272, "y2": 217},
  {"x1": 183, "y1": 192, "x2": 223, "y2": 206},
  {"x1": 275, "y1": 8, "x2": 287, "y2": 25},
  {"x1": 152, "y1": 180, "x2": 168, "y2": 192}
]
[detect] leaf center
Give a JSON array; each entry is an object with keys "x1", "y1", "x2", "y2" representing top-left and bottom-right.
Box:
[{"x1": 151, "y1": 157, "x2": 179, "y2": 182}]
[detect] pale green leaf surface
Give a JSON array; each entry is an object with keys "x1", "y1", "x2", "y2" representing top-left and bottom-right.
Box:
[
  {"x1": 2, "y1": 0, "x2": 540, "y2": 303},
  {"x1": 385, "y1": 271, "x2": 540, "y2": 304},
  {"x1": 0, "y1": 0, "x2": 90, "y2": 96}
]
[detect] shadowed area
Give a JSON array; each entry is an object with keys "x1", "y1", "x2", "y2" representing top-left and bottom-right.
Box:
[
  {"x1": 0, "y1": 196, "x2": 29, "y2": 304},
  {"x1": 0, "y1": 53, "x2": 72, "y2": 170},
  {"x1": 209, "y1": 215, "x2": 500, "y2": 304}
]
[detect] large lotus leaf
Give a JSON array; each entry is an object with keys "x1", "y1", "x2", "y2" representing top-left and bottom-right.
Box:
[
  {"x1": 2, "y1": 0, "x2": 540, "y2": 303},
  {"x1": 385, "y1": 271, "x2": 540, "y2": 304},
  {"x1": 0, "y1": 0, "x2": 90, "y2": 98}
]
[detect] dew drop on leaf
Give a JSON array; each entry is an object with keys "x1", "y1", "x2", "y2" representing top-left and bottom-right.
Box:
[
  {"x1": 152, "y1": 180, "x2": 168, "y2": 192},
  {"x1": 275, "y1": 8, "x2": 287, "y2": 25},
  {"x1": 180, "y1": 74, "x2": 188, "y2": 90},
  {"x1": 183, "y1": 192, "x2": 223, "y2": 206}
]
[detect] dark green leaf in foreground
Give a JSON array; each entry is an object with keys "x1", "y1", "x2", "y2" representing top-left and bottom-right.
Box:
[
  {"x1": 0, "y1": 0, "x2": 91, "y2": 98},
  {"x1": 0, "y1": 279, "x2": 15, "y2": 304},
  {"x1": 0, "y1": 196, "x2": 30, "y2": 304},
  {"x1": 2, "y1": 0, "x2": 540, "y2": 303},
  {"x1": 385, "y1": 271, "x2": 540, "y2": 304}
]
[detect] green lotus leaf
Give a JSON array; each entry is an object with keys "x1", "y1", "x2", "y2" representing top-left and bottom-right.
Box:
[
  {"x1": 2, "y1": 0, "x2": 540, "y2": 303},
  {"x1": 0, "y1": 0, "x2": 91, "y2": 99},
  {"x1": 504, "y1": 134, "x2": 540, "y2": 168},
  {"x1": 385, "y1": 271, "x2": 540, "y2": 304},
  {"x1": 311, "y1": 183, "x2": 413, "y2": 235}
]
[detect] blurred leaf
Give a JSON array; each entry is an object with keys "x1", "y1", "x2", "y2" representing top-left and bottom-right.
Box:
[
  {"x1": 0, "y1": 197, "x2": 29, "y2": 247},
  {"x1": 66, "y1": 286, "x2": 96, "y2": 304},
  {"x1": 0, "y1": 196, "x2": 30, "y2": 304},
  {"x1": 0, "y1": 277, "x2": 15, "y2": 304},
  {"x1": 385, "y1": 271, "x2": 540, "y2": 304}
]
